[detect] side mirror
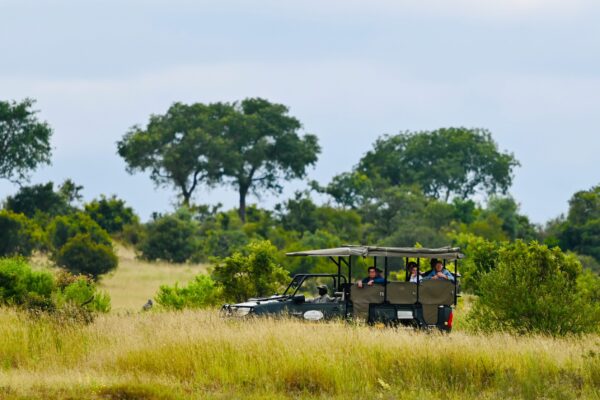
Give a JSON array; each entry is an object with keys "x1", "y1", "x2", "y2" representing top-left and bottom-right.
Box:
[{"x1": 292, "y1": 294, "x2": 305, "y2": 304}]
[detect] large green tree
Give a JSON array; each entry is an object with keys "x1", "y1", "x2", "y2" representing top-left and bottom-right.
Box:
[
  {"x1": 117, "y1": 102, "x2": 226, "y2": 206},
  {"x1": 558, "y1": 185, "x2": 600, "y2": 261},
  {"x1": 216, "y1": 98, "x2": 320, "y2": 222},
  {"x1": 355, "y1": 128, "x2": 519, "y2": 201},
  {"x1": 0, "y1": 99, "x2": 53, "y2": 184},
  {"x1": 117, "y1": 98, "x2": 320, "y2": 222}
]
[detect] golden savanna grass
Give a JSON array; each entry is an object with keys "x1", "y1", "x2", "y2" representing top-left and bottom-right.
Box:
[
  {"x1": 0, "y1": 310, "x2": 599, "y2": 400},
  {"x1": 3, "y1": 248, "x2": 599, "y2": 399}
]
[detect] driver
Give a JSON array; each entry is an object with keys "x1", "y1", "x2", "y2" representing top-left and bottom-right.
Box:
[{"x1": 311, "y1": 284, "x2": 333, "y2": 303}]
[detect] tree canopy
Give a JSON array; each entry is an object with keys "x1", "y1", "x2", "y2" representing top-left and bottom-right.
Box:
[
  {"x1": 355, "y1": 128, "x2": 519, "y2": 201},
  {"x1": 117, "y1": 98, "x2": 320, "y2": 221},
  {"x1": 0, "y1": 99, "x2": 53, "y2": 184}
]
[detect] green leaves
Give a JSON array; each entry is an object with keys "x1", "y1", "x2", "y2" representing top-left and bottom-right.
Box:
[{"x1": 0, "y1": 98, "x2": 53, "y2": 184}]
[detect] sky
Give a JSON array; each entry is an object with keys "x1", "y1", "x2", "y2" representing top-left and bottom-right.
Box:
[{"x1": 1, "y1": 0, "x2": 599, "y2": 223}]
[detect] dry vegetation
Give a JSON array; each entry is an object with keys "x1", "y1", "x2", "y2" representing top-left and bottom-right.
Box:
[
  {"x1": 0, "y1": 309, "x2": 598, "y2": 400},
  {"x1": 1, "y1": 250, "x2": 598, "y2": 399}
]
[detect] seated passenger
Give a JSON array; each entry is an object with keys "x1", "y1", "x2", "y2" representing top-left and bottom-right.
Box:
[
  {"x1": 357, "y1": 266, "x2": 386, "y2": 288},
  {"x1": 423, "y1": 260, "x2": 455, "y2": 282},
  {"x1": 407, "y1": 262, "x2": 421, "y2": 283},
  {"x1": 311, "y1": 284, "x2": 333, "y2": 303}
]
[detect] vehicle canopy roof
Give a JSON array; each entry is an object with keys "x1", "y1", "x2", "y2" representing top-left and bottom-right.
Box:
[{"x1": 286, "y1": 245, "x2": 464, "y2": 260}]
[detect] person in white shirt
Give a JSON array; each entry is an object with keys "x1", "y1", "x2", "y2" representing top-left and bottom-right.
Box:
[{"x1": 407, "y1": 262, "x2": 421, "y2": 283}]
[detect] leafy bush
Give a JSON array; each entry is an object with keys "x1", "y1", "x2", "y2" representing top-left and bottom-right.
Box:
[
  {"x1": 155, "y1": 275, "x2": 221, "y2": 310},
  {"x1": 212, "y1": 240, "x2": 289, "y2": 302},
  {"x1": 4, "y1": 182, "x2": 71, "y2": 218},
  {"x1": 55, "y1": 234, "x2": 118, "y2": 278},
  {"x1": 47, "y1": 212, "x2": 112, "y2": 250},
  {"x1": 84, "y1": 195, "x2": 139, "y2": 234},
  {"x1": 0, "y1": 258, "x2": 111, "y2": 317},
  {"x1": 0, "y1": 210, "x2": 43, "y2": 257},
  {"x1": 138, "y1": 208, "x2": 200, "y2": 263},
  {"x1": 0, "y1": 258, "x2": 55, "y2": 309},
  {"x1": 468, "y1": 241, "x2": 600, "y2": 335},
  {"x1": 449, "y1": 232, "x2": 501, "y2": 294}
]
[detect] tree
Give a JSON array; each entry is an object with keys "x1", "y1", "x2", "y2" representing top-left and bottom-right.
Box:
[
  {"x1": 117, "y1": 98, "x2": 320, "y2": 222},
  {"x1": 0, "y1": 99, "x2": 53, "y2": 184},
  {"x1": 117, "y1": 102, "x2": 226, "y2": 206},
  {"x1": 4, "y1": 181, "x2": 74, "y2": 218},
  {"x1": 0, "y1": 210, "x2": 43, "y2": 257},
  {"x1": 357, "y1": 128, "x2": 519, "y2": 201},
  {"x1": 84, "y1": 195, "x2": 138, "y2": 234},
  {"x1": 211, "y1": 98, "x2": 319, "y2": 222},
  {"x1": 558, "y1": 185, "x2": 600, "y2": 261}
]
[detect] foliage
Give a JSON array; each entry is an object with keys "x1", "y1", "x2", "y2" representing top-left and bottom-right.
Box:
[
  {"x1": 47, "y1": 212, "x2": 112, "y2": 250},
  {"x1": 4, "y1": 181, "x2": 72, "y2": 218},
  {"x1": 138, "y1": 208, "x2": 200, "y2": 263},
  {"x1": 558, "y1": 185, "x2": 600, "y2": 262},
  {"x1": 355, "y1": 127, "x2": 519, "y2": 201},
  {"x1": 0, "y1": 210, "x2": 43, "y2": 257},
  {"x1": 55, "y1": 234, "x2": 118, "y2": 278},
  {"x1": 0, "y1": 258, "x2": 110, "y2": 314},
  {"x1": 84, "y1": 194, "x2": 139, "y2": 234},
  {"x1": 118, "y1": 98, "x2": 320, "y2": 222},
  {"x1": 155, "y1": 275, "x2": 221, "y2": 310},
  {"x1": 449, "y1": 232, "x2": 501, "y2": 294},
  {"x1": 212, "y1": 240, "x2": 289, "y2": 302},
  {"x1": 0, "y1": 98, "x2": 53, "y2": 184},
  {"x1": 468, "y1": 240, "x2": 600, "y2": 335}
]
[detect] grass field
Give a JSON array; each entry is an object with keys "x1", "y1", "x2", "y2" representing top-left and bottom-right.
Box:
[
  {"x1": 97, "y1": 246, "x2": 208, "y2": 312},
  {"x1": 1, "y1": 250, "x2": 599, "y2": 399}
]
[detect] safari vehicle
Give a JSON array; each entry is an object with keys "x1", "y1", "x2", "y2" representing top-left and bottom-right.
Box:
[{"x1": 221, "y1": 245, "x2": 463, "y2": 332}]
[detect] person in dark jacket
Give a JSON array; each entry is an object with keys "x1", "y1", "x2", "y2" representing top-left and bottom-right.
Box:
[{"x1": 357, "y1": 266, "x2": 386, "y2": 288}]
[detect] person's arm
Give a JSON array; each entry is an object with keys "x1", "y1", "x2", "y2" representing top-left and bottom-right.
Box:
[{"x1": 444, "y1": 269, "x2": 455, "y2": 281}]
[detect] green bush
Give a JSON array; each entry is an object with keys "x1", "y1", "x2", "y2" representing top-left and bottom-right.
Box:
[
  {"x1": 47, "y1": 212, "x2": 112, "y2": 250},
  {"x1": 0, "y1": 258, "x2": 111, "y2": 316},
  {"x1": 55, "y1": 234, "x2": 118, "y2": 278},
  {"x1": 4, "y1": 182, "x2": 71, "y2": 218},
  {"x1": 0, "y1": 258, "x2": 55, "y2": 308},
  {"x1": 155, "y1": 275, "x2": 221, "y2": 310},
  {"x1": 138, "y1": 208, "x2": 200, "y2": 263},
  {"x1": 212, "y1": 240, "x2": 289, "y2": 303},
  {"x1": 0, "y1": 210, "x2": 43, "y2": 257},
  {"x1": 468, "y1": 240, "x2": 600, "y2": 335},
  {"x1": 84, "y1": 195, "x2": 139, "y2": 234}
]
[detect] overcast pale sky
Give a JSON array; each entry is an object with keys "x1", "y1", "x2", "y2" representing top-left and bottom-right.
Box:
[{"x1": 1, "y1": 0, "x2": 599, "y2": 223}]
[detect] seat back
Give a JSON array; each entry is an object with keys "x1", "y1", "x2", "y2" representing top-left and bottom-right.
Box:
[
  {"x1": 386, "y1": 282, "x2": 417, "y2": 304},
  {"x1": 419, "y1": 280, "x2": 455, "y2": 305},
  {"x1": 350, "y1": 284, "x2": 384, "y2": 319},
  {"x1": 421, "y1": 304, "x2": 439, "y2": 324}
]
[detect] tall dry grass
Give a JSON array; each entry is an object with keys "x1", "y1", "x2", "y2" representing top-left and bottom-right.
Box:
[{"x1": 0, "y1": 309, "x2": 598, "y2": 399}]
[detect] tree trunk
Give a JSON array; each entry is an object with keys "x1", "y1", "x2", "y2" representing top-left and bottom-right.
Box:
[{"x1": 238, "y1": 186, "x2": 248, "y2": 223}]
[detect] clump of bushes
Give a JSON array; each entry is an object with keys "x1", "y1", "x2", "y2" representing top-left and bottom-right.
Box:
[
  {"x1": 47, "y1": 213, "x2": 117, "y2": 278},
  {"x1": 0, "y1": 210, "x2": 44, "y2": 257},
  {"x1": 156, "y1": 275, "x2": 221, "y2": 310},
  {"x1": 467, "y1": 240, "x2": 600, "y2": 335},
  {"x1": 155, "y1": 240, "x2": 289, "y2": 309},
  {"x1": 0, "y1": 258, "x2": 111, "y2": 321},
  {"x1": 84, "y1": 195, "x2": 139, "y2": 234}
]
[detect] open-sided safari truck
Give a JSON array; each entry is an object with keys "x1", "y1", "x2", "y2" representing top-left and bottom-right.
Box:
[{"x1": 221, "y1": 245, "x2": 463, "y2": 332}]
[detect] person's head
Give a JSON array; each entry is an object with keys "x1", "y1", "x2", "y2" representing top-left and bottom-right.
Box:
[
  {"x1": 435, "y1": 261, "x2": 444, "y2": 272},
  {"x1": 367, "y1": 266, "x2": 377, "y2": 279},
  {"x1": 430, "y1": 258, "x2": 439, "y2": 269},
  {"x1": 317, "y1": 285, "x2": 328, "y2": 296},
  {"x1": 407, "y1": 261, "x2": 418, "y2": 275}
]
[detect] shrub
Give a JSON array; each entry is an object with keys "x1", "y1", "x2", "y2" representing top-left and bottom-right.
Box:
[
  {"x1": 138, "y1": 208, "x2": 199, "y2": 263},
  {"x1": 55, "y1": 234, "x2": 118, "y2": 278},
  {"x1": 0, "y1": 258, "x2": 55, "y2": 308},
  {"x1": 4, "y1": 182, "x2": 70, "y2": 218},
  {"x1": 212, "y1": 240, "x2": 289, "y2": 302},
  {"x1": 468, "y1": 240, "x2": 600, "y2": 335},
  {"x1": 0, "y1": 258, "x2": 111, "y2": 317},
  {"x1": 84, "y1": 195, "x2": 139, "y2": 234},
  {"x1": 0, "y1": 210, "x2": 43, "y2": 257},
  {"x1": 47, "y1": 212, "x2": 112, "y2": 250},
  {"x1": 155, "y1": 275, "x2": 221, "y2": 310}
]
